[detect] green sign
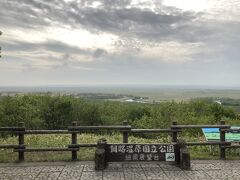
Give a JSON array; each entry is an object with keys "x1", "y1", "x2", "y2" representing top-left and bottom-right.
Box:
[{"x1": 202, "y1": 127, "x2": 240, "y2": 141}]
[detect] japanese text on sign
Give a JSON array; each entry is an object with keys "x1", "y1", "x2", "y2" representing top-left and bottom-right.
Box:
[
  {"x1": 110, "y1": 144, "x2": 174, "y2": 154},
  {"x1": 109, "y1": 144, "x2": 175, "y2": 161}
]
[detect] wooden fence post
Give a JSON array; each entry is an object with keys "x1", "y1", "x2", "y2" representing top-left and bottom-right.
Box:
[
  {"x1": 71, "y1": 121, "x2": 78, "y2": 161},
  {"x1": 122, "y1": 120, "x2": 129, "y2": 143},
  {"x1": 220, "y1": 120, "x2": 226, "y2": 160},
  {"x1": 171, "y1": 121, "x2": 178, "y2": 142},
  {"x1": 18, "y1": 122, "x2": 25, "y2": 161},
  {"x1": 172, "y1": 121, "x2": 180, "y2": 164}
]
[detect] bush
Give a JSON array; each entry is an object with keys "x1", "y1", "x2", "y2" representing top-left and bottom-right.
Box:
[{"x1": 0, "y1": 94, "x2": 238, "y2": 136}]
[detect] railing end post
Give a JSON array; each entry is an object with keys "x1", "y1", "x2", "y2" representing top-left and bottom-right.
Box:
[
  {"x1": 71, "y1": 121, "x2": 78, "y2": 161},
  {"x1": 122, "y1": 120, "x2": 129, "y2": 143},
  {"x1": 72, "y1": 121, "x2": 77, "y2": 126},
  {"x1": 122, "y1": 120, "x2": 128, "y2": 126},
  {"x1": 18, "y1": 122, "x2": 25, "y2": 162},
  {"x1": 18, "y1": 122, "x2": 25, "y2": 128},
  {"x1": 220, "y1": 119, "x2": 226, "y2": 160},
  {"x1": 172, "y1": 120, "x2": 177, "y2": 126},
  {"x1": 171, "y1": 121, "x2": 178, "y2": 143},
  {"x1": 220, "y1": 119, "x2": 225, "y2": 125}
]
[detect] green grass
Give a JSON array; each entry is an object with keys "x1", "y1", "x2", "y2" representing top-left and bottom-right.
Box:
[{"x1": 1, "y1": 133, "x2": 240, "y2": 162}]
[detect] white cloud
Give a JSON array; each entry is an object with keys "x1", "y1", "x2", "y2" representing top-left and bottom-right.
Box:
[
  {"x1": 205, "y1": 0, "x2": 240, "y2": 21},
  {"x1": 1, "y1": 28, "x2": 47, "y2": 44},
  {"x1": 163, "y1": 0, "x2": 240, "y2": 22},
  {"x1": 132, "y1": 41, "x2": 205, "y2": 63},
  {"x1": 163, "y1": 0, "x2": 208, "y2": 12},
  {"x1": 46, "y1": 27, "x2": 118, "y2": 50}
]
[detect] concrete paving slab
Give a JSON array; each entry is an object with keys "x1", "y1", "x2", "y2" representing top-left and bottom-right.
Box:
[{"x1": 0, "y1": 160, "x2": 240, "y2": 179}]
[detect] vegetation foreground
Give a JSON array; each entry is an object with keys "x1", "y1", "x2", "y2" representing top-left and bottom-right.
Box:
[
  {"x1": 0, "y1": 95, "x2": 240, "y2": 162},
  {"x1": 1, "y1": 133, "x2": 240, "y2": 162},
  {"x1": 0, "y1": 94, "x2": 239, "y2": 129}
]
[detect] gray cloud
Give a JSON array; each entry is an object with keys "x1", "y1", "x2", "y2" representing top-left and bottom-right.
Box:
[
  {"x1": 1, "y1": 0, "x2": 237, "y2": 49},
  {"x1": 1, "y1": 0, "x2": 239, "y2": 57},
  {"x1": 1, "y1": 0, "x2": 240, "y2": 86},
  {"x1": 1, "y1": 0, "x2": 238, "y2": 43},
  {"x1": 0, "y1": 0, "x2": 52, "y2": 29},
  {"x1": 0, "y1": 0, "x2": 200, "y2": 42},
  {"x1": 2, "y1": 0, "x2": 237, "y2": 51},
  {"x1": 3, "y1": 39, "x2": 108, "y2": 57},
  {"x1": 77, "y1": 8, "x2": 197, "y2": 41},
  {"x1": 93, "y1": 49, "x2": 108, "y2": 58},
  {"x1": 1, "y1": 39, "x2": 109, "y2": 71}
]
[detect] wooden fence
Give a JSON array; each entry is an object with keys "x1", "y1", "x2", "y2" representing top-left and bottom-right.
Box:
[{"x1": 0, "y1": 120, "x2": 238, "y2": 161}]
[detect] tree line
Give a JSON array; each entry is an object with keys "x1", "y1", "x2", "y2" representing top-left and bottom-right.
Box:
[{"x1": 0, "y1": 95, "x2": 239, "y2": 130}]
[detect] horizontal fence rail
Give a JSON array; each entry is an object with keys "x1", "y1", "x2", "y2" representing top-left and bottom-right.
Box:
[
  {"x1": 130, "y1": 129, "x2": 180, "y2": 133},
  {"x1": 0, "y1": 120, "x2": 239, "y2": 162},
  {"x1": 170, "y1": 125, "x2": 230, "y2": 129},
  {"x1": 68, "y1": 144, "x2": 97, "y2": 148},
  {"x1": 68, "y1": 125, "x2": 131, "y2": 131},
  {"x1": 0, "y1": 144, "x2": 25, "y2": 149},
  {"x1": 186, "y1": 142, "x2": 231, "y2": 146},
  {"x1": 25, "y1": 130, "x2": 69, "y2": 134},
  {"x1": 0, "y1": 127, "x2": 25, "y2": 132},
  {"x1": 13, "y1": 148, "x2": 79, "y2": 152}
]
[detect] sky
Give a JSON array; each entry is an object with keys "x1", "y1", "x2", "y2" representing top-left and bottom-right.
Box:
[{"x1": 0, "y1": 0, "x2": 240, "y2": 87}]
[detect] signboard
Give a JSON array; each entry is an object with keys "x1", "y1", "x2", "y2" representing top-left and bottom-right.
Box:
[
  {"x1": 202, "y1": 126, "x2": 240, "y2": 142},
  {"x1": 107, "y1": 144, "x2": 176, "y2": 162}
]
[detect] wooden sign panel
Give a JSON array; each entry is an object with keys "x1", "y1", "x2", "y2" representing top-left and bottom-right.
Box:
[{"x1": 107, "y1": 144, "x2": 176, "y2": 162}]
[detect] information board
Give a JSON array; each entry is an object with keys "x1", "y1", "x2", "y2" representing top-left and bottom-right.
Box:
[
  {"x1": 107, "y1": 144, "x2": 176, "y2": 162},
  {"x1": 202, "y1": 126, "x2": 240, "y2": 141}
]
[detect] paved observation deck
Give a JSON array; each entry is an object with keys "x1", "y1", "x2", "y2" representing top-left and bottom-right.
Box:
[{"x1": 1, "y1": 160, "x2": 240, "y2": 180}]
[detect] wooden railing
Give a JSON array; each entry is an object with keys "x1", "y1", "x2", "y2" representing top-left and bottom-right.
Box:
[
  {"x1": 170, "y1": 120, "x2": 232, "y2": 160},
  {"x1": 0, "y1": 120, "x2": 238, "y2": 161}
]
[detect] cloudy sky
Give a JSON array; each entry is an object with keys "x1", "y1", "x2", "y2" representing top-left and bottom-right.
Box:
[{"x1": 0, "y1": 0, "x2": 240, "y2": 87}]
